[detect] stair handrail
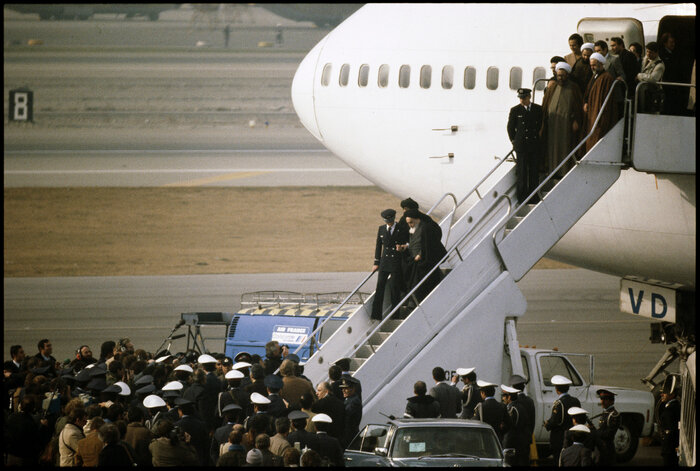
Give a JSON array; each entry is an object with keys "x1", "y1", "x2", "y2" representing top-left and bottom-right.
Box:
[
  {"x1": 341, "y1": 179, "x2": 518, "y2": 372},
  {"x1": 425, "y1": 192, "x2": 458, "y2": 246},
  {"x1": 290, "y1": 149, "x2": 517, "y2": 364},
  {"x1": 288, "y1": 270, "x2": 377, "y2": 359},
  {"x1": 491, "y1": 78, "x2": 628, "y2": 246}
]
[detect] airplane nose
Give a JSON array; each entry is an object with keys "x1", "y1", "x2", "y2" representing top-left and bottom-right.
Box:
[{"x1": 291, "y1": 39, "x2": 325, "y2": 142}]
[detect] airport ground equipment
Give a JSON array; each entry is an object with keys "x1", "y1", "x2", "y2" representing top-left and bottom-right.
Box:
[{"x1": 291, "y1": 82, "x2": 660, "y2": 463}]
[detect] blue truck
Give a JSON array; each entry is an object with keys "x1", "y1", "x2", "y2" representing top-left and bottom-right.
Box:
[{"x1": 172, "y1": 291, "x2": 367, "y2": 362}]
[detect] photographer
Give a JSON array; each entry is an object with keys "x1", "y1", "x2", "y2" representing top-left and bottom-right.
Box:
[{"x1": 149, "y1": 419, "x2": 199, "y2": 466}]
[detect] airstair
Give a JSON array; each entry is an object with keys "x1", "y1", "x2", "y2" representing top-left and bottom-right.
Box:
[{"x1": 295, "y1": 82, "x2": 628, "y2": 424}]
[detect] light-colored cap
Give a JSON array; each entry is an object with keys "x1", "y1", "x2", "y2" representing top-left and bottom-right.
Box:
[
  {"x1": 174, "y1": 364, "x2": 193, "y2": 373},
  {"x1": 232, "y1": 361, "x2": 252, "y2": 370},
  {"x1": 162, "y1": 381, "x2": 183, "y2": 391},
  {"x1": 582, "y1": 42, "x2": 595, "y2": 51},
  {"x1": 551, "y1": 375, "x2": 573, "y2": 386},
  {"x1": 570, "y1": 424, "x2": 590, "y2": 433},
  {"x1": 225, "y1": 369, "x2": 244, "y2": 380},
  {"x1": 311, "y1": 413, "x2": 332, "y2": 423},
  {"x1": 456, "y1": 367, "x2": 475, "y2": 376},
  {"x1": 568, "y1": 406, "x2": 589, "y2": 416},
  {"x1": 246, "y1": 448, "x2": 263, "y2": 465},
  {"x1": 555, "y1": 62, "x2": 572, "y2": 73},
  {"x1": 197, "y1": 354, "x2": 217, "y2": 364},
  {"x1": 501, "y1": 384, "x2": 520, "y2": 394},
  {"x1": 250, "y1": 392, "x2": 271, "y2": 405},
  {"x1": 114, "y1": 381, "x2": 131, "y2": 396},
  {"x1": 155, "y1": 354, "x2": 171, "y2": 363},
  {"x1": 476, "y1": 380, "x2": 497, "y2": 388},
  {"x1": 143, "y1": 394, "x2": 166, "y2": 408},
  {"x1": 590, "y1": 52, "x2": 606, "y2": 64}
]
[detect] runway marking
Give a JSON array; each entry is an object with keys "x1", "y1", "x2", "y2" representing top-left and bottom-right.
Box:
[
  {"x1": 161, "y1": 171, "x2": 269, "y2": 187},
  {"x1": 4, "y1": 168, "x2": 354, "y2": 174},
  {"x1": 5, "y1": 149, "x2": 330, "y2": 155}
]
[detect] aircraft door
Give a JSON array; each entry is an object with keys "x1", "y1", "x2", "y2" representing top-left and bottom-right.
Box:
[{"x1": 577, "y1": 18, "x2": 644, "y2": 50}]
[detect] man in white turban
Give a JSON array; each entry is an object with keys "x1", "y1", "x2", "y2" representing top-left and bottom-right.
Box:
[
  {"x1": 583, "y1": 52, "x2": 618, "y2": 152},
  {"x1": 540, "y1": 61, "x2": 583, "y2": 178}
]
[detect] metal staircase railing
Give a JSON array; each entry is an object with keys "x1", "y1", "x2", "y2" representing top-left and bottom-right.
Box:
[{"x1": 296, "y1": 78, "x2": 629, "y2": 376}]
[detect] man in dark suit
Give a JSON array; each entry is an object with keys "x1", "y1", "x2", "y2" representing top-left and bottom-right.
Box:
[
  {"x1": 339, "y1": 376, "x2": 363, "y2": 448},
  {"x1": 544, "y1": 375, "x2": 581, "y2": 465},
  {"x1": 428, "y1": 367, "x2": 461, "y2": 418},
  {"x1": 174, "y1": 398, "x2": 211, "y2": 466},
  {"x1": 287, "y1": 410, "x2": 320, "y2": 452},
  {"x1": 507, "y1": 88, "x2": 543, "y2": 204},
  {"x1": 371, "y1": 208, "x2": 407, "y2": 320},
  {"x1": 312, "y1": 381, "x2": 345, "y2": 442}
]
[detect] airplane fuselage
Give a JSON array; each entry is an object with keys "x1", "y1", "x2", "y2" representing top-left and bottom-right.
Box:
[{"x1": 292, "y1": 3, "x2": 695, "y2": 288}]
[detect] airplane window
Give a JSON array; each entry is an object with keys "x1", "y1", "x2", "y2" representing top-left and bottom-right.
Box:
[
  {"x1": 378, "y1": 64, "x2": 390, "y2": 88},
  {"x1": 533, "y1": 67, "x2": 547, "y2": 91},
  {"x1": 509, "y1": 67, "x2": 522, "y2": 90},
  {"x1": 464, "y1": 66, "x2": 476, "y2": 90},
  {"x1": 399, "y1": 65, "x2": 411, "y2": 88},
  {"x1": 321, "y1": 63, "x2": 332, "y2": 87},
  {"x1": 420, "y1": 65, "x2": 432, "y2": 89},
  {"x1": 442, "y1": 66, "x2": 454, "y2": 89},
  {"x1": 487, "y1": 66, "x2": 499, "y2": 90},
  {"x1": 340, "y1": 63, "x2": 350, "y2": 87},
  {"x1": 358, "y1": 64, "x2": 370, "y2": 87}
]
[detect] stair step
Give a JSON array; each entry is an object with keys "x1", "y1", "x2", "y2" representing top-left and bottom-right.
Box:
[
  {"x1": 369, "y1": 331, "x2": 391, "y2": 344},
  {"x1": 378, "y1": 319, "x2": 403, "y2": 332},
  {"x1": 355, "y1": 345, "x2": 375, "y2": 358},
  {"x1": 350, "y1": 358, "x2": 366, "y2": 370},
  {"x1": 506, "y1": 216, "x2": 525, "y2": 230}
]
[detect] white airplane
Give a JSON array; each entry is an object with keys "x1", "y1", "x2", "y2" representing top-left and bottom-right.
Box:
[
  {"x1": 291, "y1": 4, "x2": 695, "y2": 464},
  {"x1": 291, "y1": 3, "x2": 695, "y2": 292}
]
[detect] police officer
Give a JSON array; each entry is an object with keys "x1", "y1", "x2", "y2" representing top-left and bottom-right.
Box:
[
  {"x1": 501, "y1": 384, "x2": 530, "y2": 466},
  {"x1": 451, "y1": 367, "x2": 481, "y2": 419},
  {"x1": 565, "y1": 406, "x2": 605, "y2": 464},
  {"x1": 311, "y1": 414, "x2": 344, "y2": 466},
  {"x1": 596, "y1": 388, "x2": 621, "y2": 465},
  {"x1": 507, "y1": 87, "x2": 543, "y2": 204},
  {"x1": 510, "y1": 373, "x2": 536, "y2": 456},
  {"x1": 559, "y1": 424, "x2": 594, "y2": 466},
  {"x1": 658, "y1": 378, "x2": 680, "y2": 467},
  {"x1": 473, "y1": 380, "x2": 511, "y2": 445},
  {"x1": 339, "y1": 376, "x2": 363, "y2": 448},
  {"x1": 544, "y1": 375, "x2": 581, "y2": 465},
  {"x1": 371, "y1": 208, "x2": 407, "y2": 320},
  {"x1": 287, "y1": 410, "x2": 319, "y2": 452}
]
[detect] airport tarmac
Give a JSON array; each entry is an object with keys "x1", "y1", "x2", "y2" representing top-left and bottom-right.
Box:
[{"x1": 2, "y1": 9, "x2": 675, "y2": 465}]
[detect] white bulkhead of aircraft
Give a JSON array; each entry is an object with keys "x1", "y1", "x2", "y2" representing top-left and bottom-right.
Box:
[{"x1": 292, "y1": 3, "x2": 695, "y2": 289}]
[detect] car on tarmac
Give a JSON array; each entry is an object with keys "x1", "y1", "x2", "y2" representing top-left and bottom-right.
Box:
[{"x1": 343, "y1": 418, "x2": 510, "y2": 467}]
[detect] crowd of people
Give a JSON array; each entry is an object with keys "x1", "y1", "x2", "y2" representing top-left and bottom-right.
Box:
[
  {"x1": 508, "y1": 32, "x2": 695, "y2": 205},
  {"x1": 3, "y1": 339, "x2": 363, "y2": 467},
  {"x1": 3, "y1": 336, "x2": 683, "y2": 467}
]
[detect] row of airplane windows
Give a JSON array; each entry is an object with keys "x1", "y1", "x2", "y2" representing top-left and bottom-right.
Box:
[{"x1": 321, "y1": 63, "x2": 549, "y2": 92}]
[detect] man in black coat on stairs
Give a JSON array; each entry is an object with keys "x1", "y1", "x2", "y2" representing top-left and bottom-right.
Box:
[
  {"x1": 371, "y1": 208, "x2": 408, "y2": 320},
  {"x1": 508, "y1": 88, "x2": 543, "y2": 204}
]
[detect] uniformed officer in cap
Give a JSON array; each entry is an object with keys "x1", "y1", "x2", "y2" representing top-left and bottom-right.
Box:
[
  {"x1": 264, "y1": 374, "x2": 288, "y2": 418},
  {"x1": 559, "y1": 424, "x2": 594, "y2": 466},
  {"x1": 658, "y1": 377, "x2": 680, "y2": 467},
  {"x1": 452, "y1": 367, "x2": 481, "y2": 419},
  {"x1": 334, "y1": 357, "x2": 362, "y2": 400},
  {"x1": 564, "y1": 406, "x2": 604, "y2": 464},
  {"x1": 174, "y1": 397, "x2": 210, "y2": 465},
  {"x1": 339, "y1": 376, "x2": 363, "y2": 448},
  {"x1": 312, "y1": 414, "x2": 344, "y2": 466},
  {"x1": 507, "y1": 87, "x2": 543, "y2": 204},
  {"x1": 473, "y1": 380, "x2": 511, "y2": 445},
  {"x1": 544, "y1": 375, "x2": 581, "y2": 465},
  {"x1": 596, "y1": 388, "x2": 621, "y2": 465},
  {"x1": 287, "y1": 410, "x2": 319, "y2": 452},
  {"x1": 371, "y1": 208, "x2": 408, "y2": 320},
  {"x1": 501, "y1": 384, "x2": 530, "y2": 466},
  {"x1": 510, "y1": 373, "x2": 536, "y2": 459}
]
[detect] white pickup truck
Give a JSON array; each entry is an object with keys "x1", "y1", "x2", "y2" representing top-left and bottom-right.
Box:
[{"x1": 497, "y1": 346, "x2": 655, "y2": 463}]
